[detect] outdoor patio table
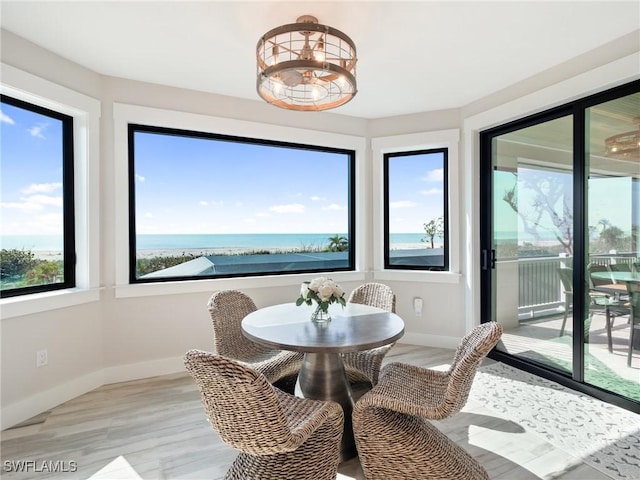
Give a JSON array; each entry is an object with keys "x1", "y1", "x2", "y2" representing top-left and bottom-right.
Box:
[
  {"x1": 241, "y1": 302, "x2": 405, "y2": 462},
  {"x1": 591, "y1": 270, "x2": 639, "y2": 295}
]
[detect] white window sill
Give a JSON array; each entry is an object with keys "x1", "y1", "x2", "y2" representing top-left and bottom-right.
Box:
[
  {"x1": 374, "y1": 270, "x2": 462, "y2": 284},
  {"x1": 0, "y1": 287, "x2": 102, "y2": 320},
  {"x1": 114, "y1": 271, "x2": 367, "y2": 298}
]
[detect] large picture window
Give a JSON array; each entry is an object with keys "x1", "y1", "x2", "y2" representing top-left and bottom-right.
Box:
[
  {"x1": 0, "y1": 94, "x2": 75, "y2": 297},
  {"x1": 384, "y1": 148, "x2": 448, "y2": 271},
  {"x1": 128, "y1": 124, "x2": 355, "y2": 282}
]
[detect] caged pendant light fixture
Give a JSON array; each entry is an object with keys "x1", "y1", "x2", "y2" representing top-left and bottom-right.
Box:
[
  {"x1": 256, "y1": 15, "x2": 357, "y2": 111},
  {"x1": 604, "y1": 119, "x2": 640, "y2": 160}
]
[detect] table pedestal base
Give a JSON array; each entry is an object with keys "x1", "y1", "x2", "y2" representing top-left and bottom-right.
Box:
[{"x1": 295, "y1": 352, "x2": 356, "y2": 462}]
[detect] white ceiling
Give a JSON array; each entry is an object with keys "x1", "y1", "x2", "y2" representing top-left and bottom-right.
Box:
[{"x1": 1, "y1": 1, "x2": 638, "y2": 119}]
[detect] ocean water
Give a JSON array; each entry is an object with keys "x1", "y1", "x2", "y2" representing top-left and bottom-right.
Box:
[{"x1": 1, "y1": 233, "x2": 437, "y2": 252}]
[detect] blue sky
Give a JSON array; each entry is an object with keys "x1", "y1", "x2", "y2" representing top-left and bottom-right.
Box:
[
  {"x1": 387, "y1": 152, "x2": 445, "y2": 234},
  {"x1": 134, "y1": 132, "x2": 448, "y2": 235},
  {"x1": 1, "y1": 101, "x2": 64, "y2": 235},
  {"x1": 2, "y1": 98, "x2": 633, "y2": 240},
  {"x1": 133, "y1": 131, "x2": 352, "y2": 234}
]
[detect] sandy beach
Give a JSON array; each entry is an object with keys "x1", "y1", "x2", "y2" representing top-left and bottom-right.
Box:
[
  {"x1": 31, "y1": 243, "x2": 433, "y2": 261},
  {"x1": 32, "y1": 247, "x2": 264, "y2": 261}
]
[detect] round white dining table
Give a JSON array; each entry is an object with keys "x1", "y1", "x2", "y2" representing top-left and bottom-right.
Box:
[{"x1": 242, "y1": 302, "x2": 405, "y2": 461}]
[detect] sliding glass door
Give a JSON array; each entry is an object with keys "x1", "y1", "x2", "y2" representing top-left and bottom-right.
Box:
[{"x1": 480, "y1": 80, "x2": 639, "y2": 411}]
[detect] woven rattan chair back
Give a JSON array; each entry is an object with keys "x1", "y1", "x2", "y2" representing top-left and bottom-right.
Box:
[
  {"x1": 445, "y1": 322, "x2": 503, "y2": 414},
  {"x1": 184, "y1": 349, "x2": 295, "y2": 453},
  {"x1": 207, "y1": 289, "x2": 270, "y2": 360},
  {"x1": 184, "y1": 349, "x2": 344, "y2": 480},
  {"x1": 347, "y1": 282, "x2": 396, "y2": 313},
  {"x1": 344, "y1": 283, "x2": 397, "y2": 386}
]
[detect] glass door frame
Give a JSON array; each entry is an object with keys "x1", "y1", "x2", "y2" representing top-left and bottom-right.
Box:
[{"x1": 479, "y1": 79, "x2": 640, "y2": 414}]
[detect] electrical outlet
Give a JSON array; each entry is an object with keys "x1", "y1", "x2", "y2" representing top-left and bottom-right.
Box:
[
  {"x1": 413, "y1": 297, "x2": 423, "y2": 317},
  {"x1": 36, "y1": 349, "x2": 48, "y2": 367}
]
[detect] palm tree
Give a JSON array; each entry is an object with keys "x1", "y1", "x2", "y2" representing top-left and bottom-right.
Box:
[{"x1": 328, "y1": 235, "x2": 348, "y2": 252}]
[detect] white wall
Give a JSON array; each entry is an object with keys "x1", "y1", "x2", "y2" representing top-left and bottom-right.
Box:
[{"x1": 1, "y1": 28, "x2": 638, "y2": 429}]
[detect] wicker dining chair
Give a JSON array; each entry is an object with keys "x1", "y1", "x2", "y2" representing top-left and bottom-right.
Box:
[
  {"x1": 208, "y1": 289, "x2": 303, "y2": 392},
  {"x1": 184, "y1": 350, "x2": 343, "y2": 480},
  {"x1": 352, "y1": 322, "x2": 502, "y2": 479},
  {"x1": 362, "y1": 322, "x2": 503, "y2": 421},
  {"x1": 353, "y1": 405, "x2": 489, "y2": 480},
  {"x1": 343, "y1": 283, "x2": 397, "y2": 386}
]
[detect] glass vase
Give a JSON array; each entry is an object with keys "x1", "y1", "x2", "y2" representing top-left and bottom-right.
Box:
[{"x1": 310, "y1": 303, "x2": 331, "y2": 324}]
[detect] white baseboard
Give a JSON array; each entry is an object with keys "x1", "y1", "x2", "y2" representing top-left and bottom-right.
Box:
[
  {"x1": 1, "y1": 338, "x2": 460, "y2": 430},
  {"x1": 1, "y1": 370, "x2": 103, "y2": 431},
  {"x1": 102, "y1": 355, "x2": 186, "y2": 385},
  {"x1": 399, "y1": 332, "x2": 461, "y2": 350},
  {"x1": 2, "y1": 356, "x2": 187, "y2": 430}
]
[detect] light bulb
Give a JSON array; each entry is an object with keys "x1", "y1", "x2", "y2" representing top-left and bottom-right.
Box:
[
  {"x1": 315, "y1": 37, "x2": 325, "y2": 62},
  {"x1": 273, "y1": 81, "x2": 282, "y2": 96}
]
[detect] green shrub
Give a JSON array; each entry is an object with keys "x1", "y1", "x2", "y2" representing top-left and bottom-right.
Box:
[{"x1": 0, "y1": 249, "x2": 38, "y2": 278}]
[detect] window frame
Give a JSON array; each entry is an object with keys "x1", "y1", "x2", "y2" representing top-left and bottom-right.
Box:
[
  {"x1": 113, "y1": 103, "x2": 367, "y2": 298},
  {"x1": 0, "y1": 63, "x2": 101, "y2": 318},
  {"x1": 383, "y1": 147, "x2": 449, "y2": 272},
  {"x1": 126, "y1": 123, "x2": 356, "y2": 284},
  {"x1": 0, "y1": 94, "x2": 76, "y2": 298},
  {"x1": 372, "y1": 129, "x2": 461, "y2": 284}
]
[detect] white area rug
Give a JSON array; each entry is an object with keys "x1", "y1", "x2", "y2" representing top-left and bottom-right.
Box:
[{"x1": 472, "y1": 362, "x2": 640, "y2": 480}]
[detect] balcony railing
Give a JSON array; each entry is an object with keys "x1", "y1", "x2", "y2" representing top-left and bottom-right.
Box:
[{"x1": 515, "y1": 253, "x2": 638, "y2": 319}]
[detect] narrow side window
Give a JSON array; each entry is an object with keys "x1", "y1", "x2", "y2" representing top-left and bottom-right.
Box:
[
  {"x1": 384, "y1": 148, "x2": 448, "y2": 271},
  {"x1": 0, "y1": 94, "x2": 75, "y2": 297}
]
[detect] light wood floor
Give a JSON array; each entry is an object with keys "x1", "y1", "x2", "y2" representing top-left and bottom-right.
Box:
[{"x1": 0, "y1": 344, "x2": 621, "y2": 480}]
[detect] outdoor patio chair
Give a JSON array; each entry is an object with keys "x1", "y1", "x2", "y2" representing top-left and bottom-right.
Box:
[
  {"x1": 558, "y1": 268, "x2": 629, "y2": 345},
  {"x1": 184, "y1": 350, "x2": 343, "y2": 480},
  {"x1": 207, "y1": 289, "x2": 303, "y2": 392},
  {"x1": 343, "y1": 282, "x2": 397, "y2": 386},
  {"x1": 589, "y1": 263, "x2": 614, "y2": 289},
  {"x1": 625, "y1": 281, "x2": 640, "y2": 367},
  {"x1": 610, "y1": 262, "x2": 632, "y2": 273}
]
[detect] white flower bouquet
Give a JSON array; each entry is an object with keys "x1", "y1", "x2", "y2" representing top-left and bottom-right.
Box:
[{"x1": 296, "y1": 277, "x2": 346, "y2": 318}]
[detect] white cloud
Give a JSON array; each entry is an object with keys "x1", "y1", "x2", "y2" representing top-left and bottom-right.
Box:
[
  {"x1": 0, "y1": 110, "x2": 15, "y2": 125},
  {"x1": 201, "y1": 200, "x2": 224, "y2": 208},
  {"x1": 323, "y1": 203, "x2": 344, "y2": 211},
  {"x1": 26, "y1": 194, "x2": 63, "y2": 207},
  {"x1": 256, "y1": 212, "x2": 271, "y2": 217},
  {"x1": 22, "y1": 182, "x2": 62, "y2": 194},
  {"x1": 28, "y1": 123, "x2": 48, "y2": 139},
  {"x1": 420, "y1": 188, "x2": 443, "y2": 196},
  {"x1": 144, "y1": 212, "x2": 154, "y2": 218},
  {"x1": 310, "y1": 195, "x2": 325, "y2": 201},
  {"x1": 135, "y1": 174, "x2": 145, "y2": 183},
  {"x1": 269, "y1": 203, "x2": 305, "y2": 213},
  {"x1": 390, "y1": 200, "x2": 418, "y2": 209},
  {"x1": 0, "y1": 194, "x2": 61, "y2": 212},
  {"x1": 0, "y1": 201, "x2": 43, "y2": 212},
  {"x1": 422, "y1": 168, "x2": 444, "y2": 182}
]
